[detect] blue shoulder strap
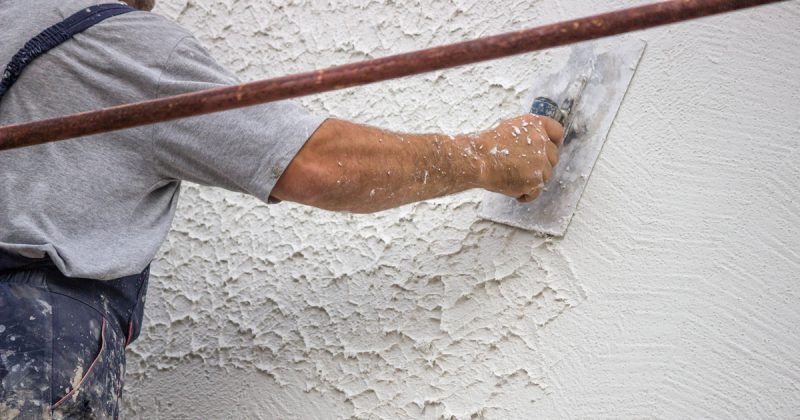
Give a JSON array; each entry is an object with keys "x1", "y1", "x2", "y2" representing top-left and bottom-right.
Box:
[{"x1": 0, "y1": 3, "x2": 136, "y2": 100}]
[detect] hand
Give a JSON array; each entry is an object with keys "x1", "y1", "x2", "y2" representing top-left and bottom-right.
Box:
[{"x1": 472, "y1": 114, "x2": 565, "y2": 202}]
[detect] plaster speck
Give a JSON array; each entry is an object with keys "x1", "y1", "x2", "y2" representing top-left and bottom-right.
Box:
[
  {"x1": 123, "y1": 0, "x2": 800, "y2": 419},
  {"x1": 70, "y1": 366, "x2": 84, "y2": 402}
]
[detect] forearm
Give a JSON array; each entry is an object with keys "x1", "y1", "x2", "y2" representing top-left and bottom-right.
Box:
[{"x1": 273, "y1": 118, "x2": 483, "y2": 213}]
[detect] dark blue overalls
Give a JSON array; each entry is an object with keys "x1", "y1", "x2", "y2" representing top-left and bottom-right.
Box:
[{"x1": 0, "y1": 4, "x2": 149, "y2": 418}]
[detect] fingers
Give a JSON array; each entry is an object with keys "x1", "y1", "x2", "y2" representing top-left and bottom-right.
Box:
[
  {"x1": 544, "y1": 140, "x2": 559, "y2": 167},
  {"x1": 533, "y1": 115, "x2": 561, "y2": 167},
  {"x1": 510, "y1": 114, "x2": 564, "y2": 149},
  {"x1": 541, "y1": 162, "x2": 553, "y2": 184},
  {"x1": 518, "y1": 189, "x2": 541, "y2": 203},
  {"x1": 517, "y1": 163, "x2": 552, "y2": 203},
  {"x1": 540, "y1": 117, "x2": 565, "y2": 146}
]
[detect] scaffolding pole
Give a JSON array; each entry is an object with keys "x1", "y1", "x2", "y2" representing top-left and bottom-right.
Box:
[{"x1": 0, "y1": 0, "x2": 787, "y2": 151}]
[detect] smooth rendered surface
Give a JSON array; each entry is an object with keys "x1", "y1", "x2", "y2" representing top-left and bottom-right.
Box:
[
  {"x1": 479, "y1": 39, "x2": 645, "y2": 235},
  {"x1": 123, "y1": 0, "x2": 800, "y2": 418}
]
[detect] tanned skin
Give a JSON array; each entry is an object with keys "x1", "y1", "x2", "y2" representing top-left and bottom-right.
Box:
[
  {"x1": 121, "y1": 0, "x2": 156, "y2": 11},
  {"x1": 273, "y1": 115, "x2": 564, "y2": 213},
  {"x1": 122, "y1": 1, "x2": 565, "y2": 212}
]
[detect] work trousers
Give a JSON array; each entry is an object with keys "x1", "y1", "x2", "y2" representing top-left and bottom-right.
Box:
[{"x1": 0, "y1": 251, "x2": 148, "y2": 419}]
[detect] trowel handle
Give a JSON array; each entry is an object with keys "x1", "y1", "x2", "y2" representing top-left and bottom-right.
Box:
[{"x1": 530, "y1": 97, "x2": 565, "y2": 126}]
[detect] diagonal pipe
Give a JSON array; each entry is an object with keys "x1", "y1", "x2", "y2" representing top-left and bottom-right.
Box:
[{"x1": 0, "y1": 0, "x2": 788, "y2": 151}]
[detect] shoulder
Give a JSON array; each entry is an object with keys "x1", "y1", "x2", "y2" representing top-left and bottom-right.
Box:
[
  {"x1": 107, "y1": 11, "x2": 237, "y2": 80},
  {"x1": 88, "y1": 10, "x2": 197, "y2": 62},
  {"x1": 75, "y1": 9, "x2": 241, "y2": 86}
]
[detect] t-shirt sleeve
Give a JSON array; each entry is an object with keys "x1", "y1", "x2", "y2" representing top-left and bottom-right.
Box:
[{"x1": 151, "y1": 36, "x2": 325, "y2": 201}]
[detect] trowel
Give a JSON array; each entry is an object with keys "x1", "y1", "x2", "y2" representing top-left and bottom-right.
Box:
[{"x1": 479, "y1": 39, "x2": 646, "y2": 236}]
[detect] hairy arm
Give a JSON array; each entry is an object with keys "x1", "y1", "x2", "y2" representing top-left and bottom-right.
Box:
[{"x1": 271, "y1": 115, "x2": 564, "y2": 213}]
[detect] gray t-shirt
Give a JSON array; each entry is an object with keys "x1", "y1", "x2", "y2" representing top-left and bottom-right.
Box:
[{"x1": 0, "y1": 0, "x2": 325, "y2": 279}]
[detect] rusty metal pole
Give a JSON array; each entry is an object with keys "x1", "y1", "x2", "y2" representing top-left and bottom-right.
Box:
[{"x1": 0, "y1": 0, "x2": 787, "y2": 151}]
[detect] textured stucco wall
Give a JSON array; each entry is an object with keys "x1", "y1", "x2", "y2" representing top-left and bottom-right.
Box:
[{"x1": 123, "y1": 1, "x2": 800, "y2": 418}]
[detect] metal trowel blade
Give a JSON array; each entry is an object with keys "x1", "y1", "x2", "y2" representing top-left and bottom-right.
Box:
[{"x1": 478, "y1": 39, "x2": 646, "y2": 236}]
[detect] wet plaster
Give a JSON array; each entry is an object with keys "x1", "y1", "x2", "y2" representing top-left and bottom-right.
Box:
[{"x1": 123, "y1": 0, "x2": 800, "y2": 418}]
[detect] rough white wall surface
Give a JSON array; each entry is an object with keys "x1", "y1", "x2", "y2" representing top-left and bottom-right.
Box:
[{"x1": 123, "y1": 1, "x2": 800, "y2": 418}]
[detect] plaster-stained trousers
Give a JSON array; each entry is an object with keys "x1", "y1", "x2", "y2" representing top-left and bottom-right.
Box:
[
  {"x1": 0, "y1": 251, "x2": 148, "y2": 418},
  {"x1": 0, "y1": 4, "x2": 150, "y2": 419}
]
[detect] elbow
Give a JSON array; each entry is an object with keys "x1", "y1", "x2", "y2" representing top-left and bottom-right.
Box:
[
  {"x1": 271, "y1": 119, "x2": 381, "y2": 213},
  {"x1": 274, "y1": 154, "x2": 368, "y2": 212},
  {"x1": 272, "y1": 155, "x2": 331, "y2": 208}
]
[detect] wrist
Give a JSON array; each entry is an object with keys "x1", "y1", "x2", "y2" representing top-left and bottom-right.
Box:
[{"x1": 452, "y1": 133, "x2": 489, "y2": 190}]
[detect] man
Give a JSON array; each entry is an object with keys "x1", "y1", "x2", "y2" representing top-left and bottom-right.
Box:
[{"x1": 0, "y1": 0, "x2": 563, "y2": 417}]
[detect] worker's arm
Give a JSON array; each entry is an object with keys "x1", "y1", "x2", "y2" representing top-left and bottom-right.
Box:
[{"x1": 272, "y1": 115, "x2": 564, "y2": 213}]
